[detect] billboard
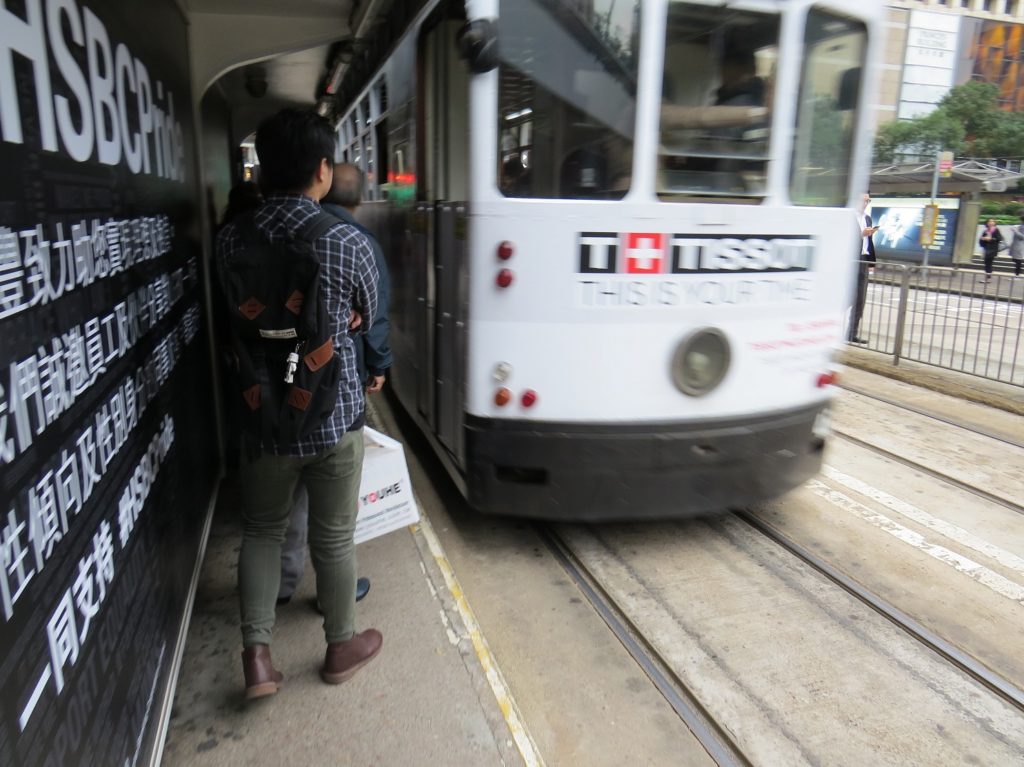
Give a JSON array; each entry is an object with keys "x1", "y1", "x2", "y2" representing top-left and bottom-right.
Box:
[
  {"x1": 0, "y1": 1, "x2": 218, "y2": 765},
  {"x1": 870, "y1": 198, "x2": 961, "y2": 264}
]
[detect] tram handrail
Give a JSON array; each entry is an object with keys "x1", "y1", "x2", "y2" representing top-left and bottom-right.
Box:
[{"x1": 851, "y1": 261, "x2": 1024, "y2": 387}]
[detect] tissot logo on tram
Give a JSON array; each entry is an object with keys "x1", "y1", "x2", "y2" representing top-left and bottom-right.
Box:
[{"x1": 579, "y1": 232, "x2": 816, "y2": 274}]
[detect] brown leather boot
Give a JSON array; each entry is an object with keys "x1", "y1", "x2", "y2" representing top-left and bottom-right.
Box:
[
  {"x1": 241, "y1": 644, "x2": 284, "y2": 700},
  {"x1": 321, "y1": 629, "x2": 383, "y2": 684}
]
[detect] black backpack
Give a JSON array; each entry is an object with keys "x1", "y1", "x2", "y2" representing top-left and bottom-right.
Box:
[{"x1": 216, "y1": 210, "x2": 342, "y2": 453}]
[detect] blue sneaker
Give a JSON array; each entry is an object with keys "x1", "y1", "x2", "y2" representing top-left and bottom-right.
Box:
[
  {"x1": 356, "y1": 577, "x2": 371, "y2": 602},
  {"x1": 315, "y1": 577, "x2": 371, "y2": 613}
]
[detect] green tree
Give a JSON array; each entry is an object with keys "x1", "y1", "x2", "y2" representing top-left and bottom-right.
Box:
[
  {"x1": 873, "y1": 109, "x2": 965, "y2": 163},
  {"x1": 935, "y1": 80, "x2": 1001, "y2": 140},
  {"x1": 870, "y1": 81, "x2": 1019, "y2": 162},
  {"x1": 970, "y1": 110, "x2": 1024, "y2": 158}
]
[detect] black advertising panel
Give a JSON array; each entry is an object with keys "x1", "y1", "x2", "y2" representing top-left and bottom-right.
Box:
[
  {"x1": 0, "y1": 1, "x2": 218, "y2": 765},
  {"x1": 870, "y1": 198, "x2": 961, "y2": 265}
]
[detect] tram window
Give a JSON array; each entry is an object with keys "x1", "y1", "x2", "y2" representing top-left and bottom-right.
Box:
[
  {"x1": 496, "y1": 0, "x2": 639, "y2": 200},
  {"x1": 657, "y1": 2, "x2": 779, "y2": 202},
  {"x1": 376, "y1": 119, "x2": 389, "y2": 200},
  {"x1": 790, "y1": 9, "x2": 867, "y2": 207}
]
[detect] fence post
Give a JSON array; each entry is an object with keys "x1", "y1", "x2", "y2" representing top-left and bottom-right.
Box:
[{"x1": 892, "y1": 266, "x2": 912, "y2": 366}]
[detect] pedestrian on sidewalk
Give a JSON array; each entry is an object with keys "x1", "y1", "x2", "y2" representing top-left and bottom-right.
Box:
[
  {"x1": 278, "y1": 163, "x2": 394, "y2": 609},
  {"x1": 216, "y1": 108, "x2": 384, "y2": 700},
  {"x1": 979, "y1": 218, "x2": 1005, "y2": 282},
  {"x1": 1009, "y1": 214, "x2": 1024, "y2": 278},
  {"x1": 848, "y1": 192, "x2": 875, "y2": 344}
]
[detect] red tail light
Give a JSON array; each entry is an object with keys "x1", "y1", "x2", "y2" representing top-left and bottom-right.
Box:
[
  {"x1": 521, "y1": 389, "x2": 538, "y2": 408},
  {"x1": 497, "y1": 241, "x2": 514, "y2": 260},
  {"x1": 816, "y1": 371, "x2": 838, "y2": 388},
  {"x1": 496, "y1": 269, "x2": 514, "y2": 288}
]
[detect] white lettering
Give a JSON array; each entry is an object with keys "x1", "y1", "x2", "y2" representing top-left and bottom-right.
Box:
[
  {"x1": 577, "y1": 277, "x2": 815, "y2": 308},
  {"x1": 115, "y1": 43, "x2": 142, "y2": 172},
  {"x1": 135, "y1": 59, "x2": 153, "y2": 173},
  {"x1": 0, "y1": 0, "x2": 57, "y2": 149},
  {"x1": 0, "y1": 1, "x2": 183, "y2": 180},
  {"x1": 84, "y1": 6, "x2": 120, "y2": 166},
  {"x1": 48, "y1": 0, "x2": 94, "y2": 161}
]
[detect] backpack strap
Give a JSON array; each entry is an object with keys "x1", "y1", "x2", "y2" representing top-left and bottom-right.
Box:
[
  {"x1": 298, "y1": 210, "x2": 341, "y2": 246},
  {"x1": 234, "y1": 210, "x2": 265, "y2": 248}
]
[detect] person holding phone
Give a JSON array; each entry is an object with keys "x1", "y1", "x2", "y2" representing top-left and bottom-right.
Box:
[
  {"x1": 849, "y1": 192, "x2": 876, "y2": 344},
  {"x1": 979, "y1": 218, "x2": 1005, "y2": 283}
]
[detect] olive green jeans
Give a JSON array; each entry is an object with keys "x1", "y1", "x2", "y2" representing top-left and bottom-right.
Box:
[{"x1": 237, "y1": 429, "x2": 364, "y2": 647}]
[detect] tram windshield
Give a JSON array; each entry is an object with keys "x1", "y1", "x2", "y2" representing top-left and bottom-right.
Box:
[
  {"x1": 790, "y1": 8, "x2": 868, "y2": 207},
  {"x1": 658, "y1": 2, "x2": 779, "y2": 201},
  {"x1": 496, "y1": 0, "x2": 639, "y2": 200}
]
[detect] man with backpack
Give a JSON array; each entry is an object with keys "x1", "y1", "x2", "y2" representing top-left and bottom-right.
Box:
[
  {"x1": 216, "y1": 108, "x2": 382, "y2": 699},
  {"x1": 277, "y1": 163, "x2": 393, "y2": 608}
]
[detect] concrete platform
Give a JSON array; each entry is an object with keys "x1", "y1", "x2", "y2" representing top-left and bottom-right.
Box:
[
  {"x1": 163, "y1": 347, "x2": 1023, "y2": 766},
  {"x1": 161, "y1": 474, "x2": 526, "y2": 767}
]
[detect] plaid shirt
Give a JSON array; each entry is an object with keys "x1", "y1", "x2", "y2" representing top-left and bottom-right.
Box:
[{"x1": 217, "y1": 194, "x2": 379, "y2": 457}]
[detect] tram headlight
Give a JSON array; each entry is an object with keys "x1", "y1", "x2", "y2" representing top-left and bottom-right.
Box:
[{"x1": 671, "y1": 328, "x2": 731, "y2": 397}]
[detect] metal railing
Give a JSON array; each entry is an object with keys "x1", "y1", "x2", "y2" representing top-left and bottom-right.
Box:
[{"x1": 851, "y1": 262, "x2": 1024, "y2": 387}]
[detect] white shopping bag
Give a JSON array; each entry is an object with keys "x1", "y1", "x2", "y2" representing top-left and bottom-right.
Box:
[{"x1": 354, "y1": 427, "x2": 420, "y2": 544}]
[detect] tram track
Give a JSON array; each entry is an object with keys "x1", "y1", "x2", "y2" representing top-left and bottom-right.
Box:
[
  {"x1": 833, "y1": 382, "x2": 1024, "y2": 515},
  {"x1": 537, "y1": 525, "x2": 751, "y2": 767},
  {"x1": 830, "y1": 427, "x2": 1024, "y2": 517},
  {"x1": 837, "y1": 382, "x2": 1024, "y2": 450},
  {"x1": 544, "y1": 506, "x2": 1024, "y2": 766},
  {"x1": 734, "y1": 508, "x2": 1024, "y2": 716}
]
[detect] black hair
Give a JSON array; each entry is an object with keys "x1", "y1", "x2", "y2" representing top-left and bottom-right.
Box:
[
  {"x1": 221, "y1": 181, "x2": 263, "y2": 226},
  {"x1": 255, "y1": 108, "x2": 336, "y2": 193}
]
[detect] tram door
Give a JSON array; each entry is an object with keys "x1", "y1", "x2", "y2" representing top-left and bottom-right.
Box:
[{"x1": 419, "y1": 6, "x2": 469, "y2": 462}]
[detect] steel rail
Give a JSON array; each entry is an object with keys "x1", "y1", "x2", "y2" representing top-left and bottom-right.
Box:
[
  {"x1": 837, "y1": 383, "x2": 1024, "y2": 451},
  {"x1": 831, "y1": 428, "x2": 1024, "y2": 517},
  {"x1": 735, "y1": 509, "x2": 1024, "y2": 714},
  {"x1": 537, "y1": 525, "x2": 751, "y2": 767}
]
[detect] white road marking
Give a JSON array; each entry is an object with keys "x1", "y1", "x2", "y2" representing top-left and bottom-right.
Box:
[
  {"x1": 807, "y1": 479, "x2": 1024, "y2": 604},
  {"x1": 823, "y1": 466, "x2": 1024, "y2": 578}
]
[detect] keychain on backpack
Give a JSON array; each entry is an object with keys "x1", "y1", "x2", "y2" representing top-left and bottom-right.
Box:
[{"x1": 284, "y1": 342, "x2": 302, "y2": 384}]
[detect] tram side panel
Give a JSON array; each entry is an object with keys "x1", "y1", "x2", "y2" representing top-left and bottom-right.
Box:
[{"x1": 0, "y1": 1, "x2": 218, "y2": 765}]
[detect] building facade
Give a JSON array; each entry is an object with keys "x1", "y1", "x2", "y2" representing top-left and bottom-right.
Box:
[{"x1": 876, "y1": 0, "x2": 1024, "y2": 128}]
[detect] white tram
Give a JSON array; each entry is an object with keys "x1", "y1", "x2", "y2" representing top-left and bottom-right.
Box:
[{"x1": 335, "y1": 0, "x2": 883, "y2": 519}]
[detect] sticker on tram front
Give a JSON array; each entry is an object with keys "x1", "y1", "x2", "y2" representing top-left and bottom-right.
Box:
[{"x1": 577, "y1": 232, "x2": 815, "y2": 274}]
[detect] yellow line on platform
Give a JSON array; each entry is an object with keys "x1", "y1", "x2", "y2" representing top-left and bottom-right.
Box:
[{"x1": 413, "y1": 514, "x2": 545, "y2": 767}]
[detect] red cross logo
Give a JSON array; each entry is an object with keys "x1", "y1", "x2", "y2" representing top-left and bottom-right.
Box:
[{"x1": 624, "y1": 233, "x2": 666, "y2": 274}]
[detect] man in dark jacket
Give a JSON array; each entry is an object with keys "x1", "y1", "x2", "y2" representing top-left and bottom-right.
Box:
[
  {"x1": 278, "y1": 163, "x2": 392, "y2": 607},
  {"x1": 849, "y1": 192, "x2": 876, "y2": 344},
  {"x1": 322, "y1": 164, "x2": 393, "y2": 389}
]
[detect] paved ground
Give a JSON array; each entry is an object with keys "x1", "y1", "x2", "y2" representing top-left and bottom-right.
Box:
[
  {"x1": 164, "y1": 351, "x2": 1024, "y2": 767},
  {"x1": 161, "y1": 477, "x2": 521, "y2": 767}
]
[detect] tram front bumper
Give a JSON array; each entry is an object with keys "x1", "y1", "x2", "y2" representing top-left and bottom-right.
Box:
[{"x1": 464, "y1": 402, "x2": 828, "y2": 521}]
